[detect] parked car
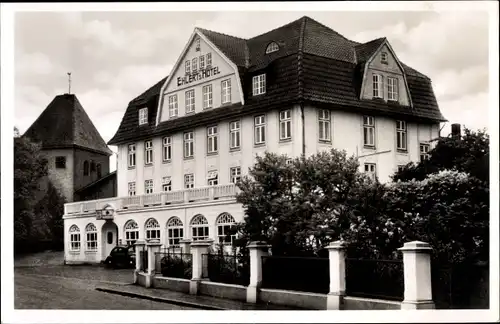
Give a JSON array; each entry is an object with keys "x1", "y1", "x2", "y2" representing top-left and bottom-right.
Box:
[{"x1": 104, "y1": 245, "x2": 136, "y2": 269}]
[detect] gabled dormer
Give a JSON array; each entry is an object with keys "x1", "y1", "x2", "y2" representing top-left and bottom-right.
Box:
[
  {"x1": 357, "y1": 38, "x2": 413, "y2": 107},
  {"x1": 156, "y1": 29, "x2": 246, "y2": 125}
]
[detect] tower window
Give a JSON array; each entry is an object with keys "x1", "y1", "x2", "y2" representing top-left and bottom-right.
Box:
[{"x1": 55, "y1": 156, "x2": 66, "y2": 169}]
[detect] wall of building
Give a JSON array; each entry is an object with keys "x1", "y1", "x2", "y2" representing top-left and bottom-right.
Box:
[
  {"x1": 73, "y1": 148, "x2": 110, "y2": 192},
  {"x1": 159, "y1": 33, "x2": 242, "y2": 122},
  {"x1": 75, "y1": 173, "x2": 117, "y2": 202},
  {"x1": 42, "y1": 148, "x2": 75, "y2": 202}
]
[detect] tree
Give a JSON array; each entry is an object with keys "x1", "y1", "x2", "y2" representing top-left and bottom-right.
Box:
[
  {"x1": 34, "y1": 181, "x2": 66, "y2": 250},
  {"x1": 393, "y1": 128, "x2": 489, "y2": 182}
]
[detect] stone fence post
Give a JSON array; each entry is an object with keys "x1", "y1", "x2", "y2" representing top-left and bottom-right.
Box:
[
  {"x1": 189, "y1": 239, "x2": 213, "y2": 295},
  {"x1": 326, "y1": 240, "x2": 346, "y2": 310},
  {"x1": 133, "y1": 240, "x2": 146, "y2": 284},
  {"x1": 246, "y1": 241, "x2": 271, "y2": 304},
  {"x1": 179, "y1": 239, "x2": 192, "y2": 254},
  {"x1": 145, "y1": 239, "x2": 162, "y2": 288},
  {"x1": 398, "y1": 241, "x2": 435, "y2": 310}
]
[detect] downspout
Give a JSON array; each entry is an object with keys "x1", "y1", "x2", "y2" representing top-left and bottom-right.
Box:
[{"x1": 298, "y1": 17, "x2": 307, "y2": 156}]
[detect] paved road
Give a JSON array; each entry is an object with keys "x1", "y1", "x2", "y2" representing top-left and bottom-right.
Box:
[{"x1": 14, "y1": 254, "x2": 195, "y2": 310}]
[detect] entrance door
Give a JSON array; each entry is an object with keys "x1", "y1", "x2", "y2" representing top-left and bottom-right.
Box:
[{"x1": 101, "y1": 221, "x2": 118, "y2": 260}]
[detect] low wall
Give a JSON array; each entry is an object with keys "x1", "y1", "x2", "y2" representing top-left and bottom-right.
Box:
[
  {"x1": 137, "y1": 271, "x2": 147, "y2": 287},
  {"x1": 153, "y1": 276, "x2": 190, "y2": 294},
  {"x1": 343, "y1": 296, "x2": 401, "y2": 310},
  {"x1": 199, "y1": 281, "x2": 247, "y2": 302},
  {"x1": 259, "y1": 288, "x2": 326, "y2": 310}
]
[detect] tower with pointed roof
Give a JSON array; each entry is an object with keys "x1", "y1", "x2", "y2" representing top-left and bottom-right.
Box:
[{"x1": 23, "y1": 93, "x2": 113, "y2": 202}]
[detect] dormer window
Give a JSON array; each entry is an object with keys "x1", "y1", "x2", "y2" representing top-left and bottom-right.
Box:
[
  {"x1": 381, "y1": 52, "x2": 388, "y2": 64},
  {"x1": 206, "y1": 53, "x2": 212, "y2": 67},
  {"x1": 185, "y1": 60, "x2": 191, "y2": 74},
  {"x1": 192, "y1": 57, "x2": 198, "y2": 72},
  {"x1": 195, "y1": 38, "x2": 201, "y2": 52},
  {"x1": 266, "y1": 42, "x2": 279, "y2": 54},
  {"x1": 388, "y1": 77, "x2": 399, "y2": 101},
  {"x1": 252, "y1": 74, "x2": 266, "y2": 96},
  {"x1": 199, "y1": 55, "x2": 205, "y2": 70},
  {"x1": 138, "y1": 107, "x2": 148, "y2": 125},
  {"x1": 372, "y1": 74, "x2": 383, "y2": 99}
]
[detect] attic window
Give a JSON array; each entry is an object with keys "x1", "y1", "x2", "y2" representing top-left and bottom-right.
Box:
[
  {"x1": 55, "y1": 156, "x2": 66, "y2": 169},
  {"x1": 138, "y1": 108, "x2": 148, "y2": 125},
  {"x1": 381, "y1": 52, "x2": 388, "y2": 64},
  {"x1": 265, "y1": 42, "x2": 279, "y2": 54},
  {"x1": 195, "y1": 38, "x2": 201, "y2": 52}
]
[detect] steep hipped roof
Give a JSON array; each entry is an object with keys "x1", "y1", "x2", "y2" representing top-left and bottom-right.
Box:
[
  {"x1": 108, "y1": 16, "x2": 446, "y2": 146},
  {"x1": 24, "y1": 94, "x2": 112, "y2": 155}
]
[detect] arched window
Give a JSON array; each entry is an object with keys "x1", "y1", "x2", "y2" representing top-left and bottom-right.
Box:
[
  {"x1": 167, "y1": 217, "x2": 184, "y2": 247},
  {"x1": 69, "y1": 225, "x2": 81, "y2": 251},
  {"x1": 145, "y1": 218, "x2": 160, "y2": 240},
  {"x1": 90, "y1": 161, "x2": 96, "y2": 172},
  {"x1": 190, "y1": 214, "x2": 209, "y2": 241},
  {"x1": 83, "y1": 161, "x2": 89, "y2": 176},
  {"x1": 216, "y1": 213, "x2": 236, "y2": 245},
  {"x1": 124, "y1": 220, "x2": 139, "y2": 246},
  {"x1": 85, "y1": 223, "x2": 98, "y2": 251},
  {"x1": 265, "y1": 41, "x2": 279, "y2": 54},
  {"x1": 96, "y1": 164, "x2": 102, "y2": 178}
]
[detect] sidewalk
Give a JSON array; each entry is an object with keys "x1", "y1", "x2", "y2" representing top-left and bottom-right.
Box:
[{"x1": 95, "y1": 282, "x2": 303, "y2": 310}]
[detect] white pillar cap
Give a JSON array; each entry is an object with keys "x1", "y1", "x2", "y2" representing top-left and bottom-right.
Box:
[
  {"x1": 146, "y1": 239, "x2": 162, "y2": 246},
  {"x1": 190, "y1": 239, "x2": 214, "y2": 247},
  {"x1": 326, "y1": 240, "x2": 346, "y2": 250},
  {"x1": 134, "y1": 240, "x2": 146, "y2": 246},
  {"x1": 247, "y1": 241, "x2": 271, "y2": 249},
  {"x1": 398, "y1": 240, "x2": 432, "y2": 252}
]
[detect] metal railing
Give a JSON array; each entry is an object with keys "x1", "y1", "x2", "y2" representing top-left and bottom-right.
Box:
[
  {"x1": 202, "y1": 253, "x2": 250, "y2": 286},
  {"x1": 64, "y1": 184, "x2": 239, "y2": 215},
  {"x1": 345, "y1": 258, "x2": 404, "y2": 301},
  {"x1": 261, "y1": 256, "x2": 330, "y2": 294},
  {"x1": 155, "y1": 252, "x2": 193, "y2": 279}
]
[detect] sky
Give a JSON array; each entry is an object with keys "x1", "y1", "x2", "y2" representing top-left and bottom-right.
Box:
[{"x1": 13, "y1": 8, "x2": 492, "y2": 170}]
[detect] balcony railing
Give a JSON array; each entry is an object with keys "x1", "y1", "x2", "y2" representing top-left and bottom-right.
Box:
[{"x1": 64, "y1": 184, "x2": 239, "y2": 215}]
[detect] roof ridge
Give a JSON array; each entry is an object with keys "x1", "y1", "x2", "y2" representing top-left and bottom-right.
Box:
[
  {"x1": 303, "y1": 16, "x2": 355, "y2": 43},
  {"x1": 248, "y1": 15, "x2": 306, "y2": 40},
  {"x1": 196, "y1": 27, "x2": 248, "y2": 41}
]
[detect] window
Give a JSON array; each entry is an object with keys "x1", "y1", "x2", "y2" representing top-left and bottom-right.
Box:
[
  {"x1": 128, "y1": 144, "x2": 136, "y2": 168},
  {"x1": 139, "y1": 107, "x2": 148, "y2": 125},
  {"x1": 90, "y1": 161, "x2": 96, "y2": 172},
  {"x1": 163, "y1": 136, "x2": 172, "y2": 162},
  {"x1": 192, "y1": 57, "x2": 198, "y2": 72},
  {"x1": 252, "y1": 74, "x2": 266, "y2": 96},
  {"x1": 279, "y1": 110, "x2": 292, "y2": 140},
  {"x1": 185, "y1": 90, "x2": 195, "y2": 114},
  {"x1": 162, "y1": 176, "x2": 172, "y2": 192},
  {"x1": 363, "y1": 116, "x2": 375, "y2": 147},
  {"x1": 207, "y1": 126, "x2": 218, "y2": 154},
  {"x1": 168, "y1": 94, "x2": 178, "y2": 117},
  {"x1": 195, "y1": 38, "x2": 201, "y2": 51},
  {"x1": 420, "y1": 143, "x2": 430, "y2": 161},
  {"x1": 230, "y1": 167, "x2": 241, "y2": 184},
  {"x1": 55, "y1": 156, "x2": 66, "y2": 169},
  {"x1": 318, "y1": 109, "x2": 331, "y2": 141},
  {"x1": 202, "y1": 84, "x2": 213, "y2": 109},
  {"x1": 221, "y1": 79, "x2": 231, "y2": 104},
  {"x1": 128, "y1": 182, "x2": 136, "y2": 196},
  {"x1": 381, "y1": 52, "x2": 388, "y2": 64},
  {"x1": 184, "y1": 174, "x2": 194, "y2": 189},
  {"x1": 190, "y1": 214, "x2": 209, "y2": 241},
  {"x1": 372, "y1": 74, "x2": 383, "y2": 98},
  {"x1": 254, "y1": 115, "x2": 266, "y2": 145},
  {"x1": 397, "y1": 165, "x2": 405, "y2": 173},
  {"x1": 364, "y1": 163, "x2": 377, "y2": 181},
  {"x1": 216, "y1": 213, "x2": 236, "y2": 245},
  {"x1": 124, "y1": 220, "x2": 139, "y2": 246},
  {"x1": 266, "y1": 42, "x2": 279, "y2": 54},
  {"x1": 144, "y1": 140, "x2": 153, "y2": 165},
  {"x1": 206, "y1": 53, "x2": 212, "y2": 67},
  {"x1": 83, "y1": 161, "x2": 89, "y2": 176},
  {"x1": 96, "y1": 164, "x2": 102, "y2": 178},
  {"x1": 107, "y1": 232, "x2": 114, "y2": 245},
  {"x1": 229, "y1": 121, "x2": 241, "y2": 149},
  {"x1": 207, "y1": 170, "x2": 218, "y2": 186},
  {"x1": 85, "y1": 223, "x2": 97, "y2": 251},
  {"x1": 145, "y1": 218, "x2": 160, "y2": 240},
  {"x1": 183, "y1": 131, "x2": 194, "y2": 158},
  {"x1": 286, "y1": 158, "x2": 293, "y2": 165},
  {"x1": 145, "y1": 179, "x2": 153, "y2": 194},
  {"x1": 185, "y1": 60, "x2": 191, "y2": 74},
  {"x1": 199, "y1": 55, "x2": 205, "y2": 69},
  {"x1": 167, "y1": 217, "x2": 184, "y2": 247},
  {"x1": 69, "y1": 225, "x2": 80, "y2": 251},
  {"x1": 396, "y1": 120, "x2": 407, "y2": 151},
  {"x1": 388, "y1": 77, "x2": 399, "y2": 101}
]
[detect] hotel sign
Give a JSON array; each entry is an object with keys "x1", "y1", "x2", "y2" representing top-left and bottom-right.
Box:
[
  {"x1": 177, "y1": 66, "x2": 221, "y2": 87},
  {"x1": 96, "y1": 209, "x2": 114, "y2": 220}
]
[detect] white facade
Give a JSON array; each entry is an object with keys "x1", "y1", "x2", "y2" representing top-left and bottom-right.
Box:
[{"x1": 63, "y1": 28, "x2": 441, "y2": 264}]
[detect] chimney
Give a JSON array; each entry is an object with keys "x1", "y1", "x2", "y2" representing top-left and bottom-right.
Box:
[{"x1": 451, "y1": 123, "x2": 461, "y2": 138}]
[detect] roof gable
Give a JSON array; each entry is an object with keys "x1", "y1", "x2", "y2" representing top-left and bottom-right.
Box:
[{"x1": 23, "y1": 94, "x2": 112, "y2": 155}]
